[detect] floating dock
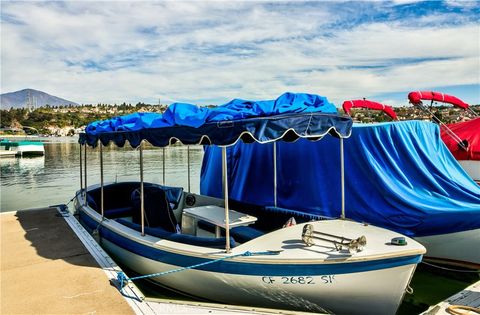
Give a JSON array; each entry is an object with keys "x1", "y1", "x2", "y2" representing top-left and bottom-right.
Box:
[
  {"x1": 0, "y1": 207, "x2": 309, "y2": 314},
  {"x1": 422, "y1": 280, "x2": 480, "y2": 315}
]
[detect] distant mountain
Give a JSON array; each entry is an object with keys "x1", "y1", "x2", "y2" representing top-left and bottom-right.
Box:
[{"x1": 0, "y1": 88, "x2": 79, "y2": 109}]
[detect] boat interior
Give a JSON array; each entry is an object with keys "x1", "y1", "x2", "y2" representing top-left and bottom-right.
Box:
[{"x1": 84, "y1": 182, "x2": 328, "y2": 248}]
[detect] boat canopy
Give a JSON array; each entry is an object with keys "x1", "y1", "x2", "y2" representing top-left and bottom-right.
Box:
[
  {"x1": 201, "y1": 121, "x2": 480, "y2": 237},
  {"x1": 441, "y1": 117, "x2": 480, "y2": 161},
  {"x1": 408, "y1": 91, "x2": 469, "y2": 109},
  {"x1": 342, "y1": 99, "x2": 398, "y2": 120},
  {"x1": 79, "y1": 92, "x2": 352, "y2": 148}
]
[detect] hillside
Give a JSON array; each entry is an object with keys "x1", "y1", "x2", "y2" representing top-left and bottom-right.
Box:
[{"x1": 0, "y1": 88, "x2": 79, "y2": 109}]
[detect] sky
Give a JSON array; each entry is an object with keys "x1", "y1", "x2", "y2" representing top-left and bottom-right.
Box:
[{"x1": 1, "y1": 0, "x2": 479, "y2": 107}]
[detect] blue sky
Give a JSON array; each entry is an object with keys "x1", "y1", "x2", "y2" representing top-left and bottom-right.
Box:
[{"x1": 1, "y1": 1, "x2": 479, "y2": 107}]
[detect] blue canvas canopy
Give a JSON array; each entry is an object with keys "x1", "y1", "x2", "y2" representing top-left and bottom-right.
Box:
[
  {"x1": 200, "y1": 120, "x2": 480, "y2": 237},
  {"x1": 79, "y1": 92, "x2": 351, "y2": 148}
]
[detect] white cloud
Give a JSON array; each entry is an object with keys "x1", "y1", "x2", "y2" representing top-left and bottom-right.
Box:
[{"x1": 1, "y1": 1, "x2": 479, "y2": 107}]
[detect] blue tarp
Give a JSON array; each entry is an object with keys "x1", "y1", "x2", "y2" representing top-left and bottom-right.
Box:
[
  {"x1": 80, "y1": 92, "x2": 352, "y2": 148},
  {"x1": 201, "y1": 121, "x2": 480, "y2": 237}
]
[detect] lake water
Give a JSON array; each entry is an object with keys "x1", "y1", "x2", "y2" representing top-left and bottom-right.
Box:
[
  {"x1": 1, "y1": 137, "x2": 477, "y2": 313},
  {"x1": 0, "y1": 137, "x2": 204, "y2": 212}
]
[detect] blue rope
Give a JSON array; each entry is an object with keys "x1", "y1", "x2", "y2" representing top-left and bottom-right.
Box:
[{"x1": 116, "y1": 250, "x2": 279, "y2": 291}]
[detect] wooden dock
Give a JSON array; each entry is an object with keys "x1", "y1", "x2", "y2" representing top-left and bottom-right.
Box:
[
  {"x1": 422, "y1": 280, "x2": 480, "y2": 315},
  {"x1": 0, "y1": 207, "x2": 306, "y2": 315},
  {"x1": 1, "y1": 207, "x2": 134, "y2": 314}
]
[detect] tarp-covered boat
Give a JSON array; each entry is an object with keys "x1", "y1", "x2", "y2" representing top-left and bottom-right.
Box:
[
  {"x1": 201, "y1": 120, "x2": 480, "y2": 268},
  {"x1": 76, "y1": 93, "x2": 425, "y2": 314},
  {"x1": 441, "y1": 118, "x2": 480, "y2": 182},
  {"x1": 408, "y1": 91, "x2": 479, "y2": 181}
]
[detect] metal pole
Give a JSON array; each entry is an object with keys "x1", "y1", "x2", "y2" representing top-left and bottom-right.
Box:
[
  {"x1": 187, "y1": 145, "x2": 191, "y2": 193},
  {"x1": 162, "y1": 147, "x2": 166, "y2": 185},
  {"x1": 79, "y1": 143, "x2": 83, "y2": 194},
  {"x1": 84, "y1": 144, "x2": 88, "y2": 205},
  {"x1": 273, "y1": 142, "x2": 277, "y2": 207},
  {"x1": 140, "y1": 143, "x2": 145, "y2": 236},
  {"x1": 222, "y1": 147, "x2": 231, "y2": 253},
  {"x1": 100, "y1": 143, "x2": 104, "y2": 219},
  {"x1": 340, "y1": 138, "x2": 345, "y2": 219}
]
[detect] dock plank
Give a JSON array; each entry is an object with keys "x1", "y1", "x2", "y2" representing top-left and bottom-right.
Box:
[{"x1": 422, "y1": 280, "x2": 480, "y2": 315}]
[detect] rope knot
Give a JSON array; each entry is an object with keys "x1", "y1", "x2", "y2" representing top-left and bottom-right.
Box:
[
  {"x1": 243, "y1": 251, "x2": 253, "y2": 256},
  {"x1": 117, "y1": 271, "x2": 128, "y2": 290}
]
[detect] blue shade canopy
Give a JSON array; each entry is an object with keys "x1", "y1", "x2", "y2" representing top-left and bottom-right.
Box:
[
  {"x1": 79, "y1": 92, "x2": 352, "y2": 148},
  {"x1": 201, "y1": 121, "x2": 480, "y2": 237}
]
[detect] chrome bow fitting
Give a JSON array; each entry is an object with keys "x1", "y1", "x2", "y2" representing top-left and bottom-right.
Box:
[{"x1": 301, "y1": 224, "x2": 367, "y2": 253}]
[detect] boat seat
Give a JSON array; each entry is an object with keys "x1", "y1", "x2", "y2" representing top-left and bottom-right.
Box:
[
  {"x1": 131, "y1": 186, "x2": 179, "y2": 233},
  {"x1": 85, "y1": 193, "x2": 134, "y2": 218},
  {"x1": 116, "y1": 218, "x2": 236, "y2": 249},
  {"x1": 230, "y1": 226, "x2": 265, "y2": 243},
  {"x1": 104, "y1": 207, "x2": 134, "y2": 218}
]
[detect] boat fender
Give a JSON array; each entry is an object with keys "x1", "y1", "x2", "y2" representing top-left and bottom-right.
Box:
[{"x1": 391, "y1": 237, "x2": 407, "y2": 246}]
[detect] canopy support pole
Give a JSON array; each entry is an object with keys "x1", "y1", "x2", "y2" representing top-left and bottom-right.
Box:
[
  {"x1": 140, "y1": 143, "x2": 145, "y2": 236},
  {"x1": 418, "y1": 102, "x2": 468, "y2": 151},
  {"x1": 467, "y1": 107, "x2": 478, "y2": 117},
  {"x1": 162, "y1": 147, "x2": 166, "y2": 185},
  {"x1": 100, "y1": 143, "x2": 104, "y2": 219},
  {"x1": 187, "y1": 145, "x2": 191, "y2": 193},
  {"x1": 340, "y1": 137, "x2": 345, "y2": 219},
  {"x1": 84, "y1": 145, "x2": 88, "y2": 206},
  {"x1": 222, "y1": 147, "x2": 231, "y2": 253},
  {"x1": 273, "y1": 142, "x2": 277, "y2": 207},
  {"x1": 79, "y1": 143, "x2": 83, "y2": 201}
]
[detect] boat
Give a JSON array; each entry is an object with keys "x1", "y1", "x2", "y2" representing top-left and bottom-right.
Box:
[
  {"x1": 408, "y1": 91, "x2": 479, "y2": 182},
  {"x1": 201, "y1": 120, "x2": 480, "y2": 269},
  {"x1": 440, "y1": 118, "x2": 480, "y2": 183},
  {"x1": 342, "y1": 99, "x2": 398, "y2": 121},
  {"x1": 0, "y1": 139, "x2": 45, "y2": 156},
  {"x1": 74, "y1": 92, "x2": 425, "y2": 314}
]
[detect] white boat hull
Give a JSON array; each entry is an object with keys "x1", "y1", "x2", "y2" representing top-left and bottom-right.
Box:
[
  {"x1": 16, "y1": 144, "x2": 45, "y2": 156},
  {"x1": 458, "y1": 160, "x2": 480, "y2": 182},
  {"x1": 103, "y1": 237, "x2": 417, "y2": 314},
  {"x1": 415, "y1": 229, "x2": 480, "y2": 269},
  {"x1": 76, "y1": 201, "x2": 425, "y2": 315}
]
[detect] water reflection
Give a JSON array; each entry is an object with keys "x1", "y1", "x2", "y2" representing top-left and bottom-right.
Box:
[{"x1": 0, "y1": 141, "x2": 204, "y2": 212}]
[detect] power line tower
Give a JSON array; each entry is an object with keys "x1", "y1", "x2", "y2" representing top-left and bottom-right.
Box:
[{"x1": 26, "y1": 91, "x2": 37, "y2": 112}]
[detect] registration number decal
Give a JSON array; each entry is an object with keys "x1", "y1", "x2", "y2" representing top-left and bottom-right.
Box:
[{"x1": 261, "y1": 275, "x2": 335, "y2": 285}]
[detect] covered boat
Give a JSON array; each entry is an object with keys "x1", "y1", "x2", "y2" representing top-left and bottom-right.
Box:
[
  {"x1": 408, "y1": 91, "x2": 479, "y2": 181},
  {"x1": 0, "y1": 139, "x2": 45, "y2": 156},
  {"x1": 75, "y1": 92, "x2": 425, "y2": 314},
  {"x1": 201, "y1": 120, "x2": 480, "y2": 268},
  {"x1": 440, "y1": 118, "x2": 480, "y2": 182},
  {"x1": 342, "y1": 99, "x2": 398, "y2": 120}
]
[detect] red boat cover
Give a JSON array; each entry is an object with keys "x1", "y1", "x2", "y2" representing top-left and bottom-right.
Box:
[
  {"x1": 408, "y1": 91, "x2": 469, "y2": 109},
  {"x1": 441, "y1": 117, "x2": 480, "y2": 160},
  {"x1": 342, "y1": 99, "x2": 398, "y2": 120}
]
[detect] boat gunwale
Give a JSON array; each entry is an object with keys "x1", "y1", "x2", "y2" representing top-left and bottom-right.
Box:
[{"x1": 76, "y1": 192, "x2": 425, "y2": 265}]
